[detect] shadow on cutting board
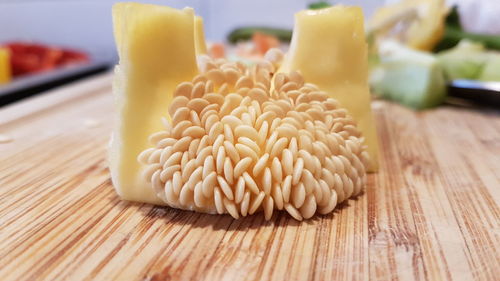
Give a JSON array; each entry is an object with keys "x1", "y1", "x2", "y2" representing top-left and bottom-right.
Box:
[{"x1": 125, "y1": 194, "x2": 361, "y2": 232}]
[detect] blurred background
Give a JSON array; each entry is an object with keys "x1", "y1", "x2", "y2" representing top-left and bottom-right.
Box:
[
  {"x1": 1, "y1": 0, "x2": 497, "y2": 61},
  {"x1": 1, "y1": 0, "x2": 499, "y2": 107},
  {"x1": 0, "y1": 0, "x2": 383, "y2": 62}
]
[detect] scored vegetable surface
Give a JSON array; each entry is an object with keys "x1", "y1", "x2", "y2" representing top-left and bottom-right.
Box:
[{"x1": 110, "y1": 3, "x2": 378, "y2": 220}]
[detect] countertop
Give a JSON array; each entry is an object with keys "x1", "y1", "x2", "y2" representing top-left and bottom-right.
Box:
[{"x1": 0, "y1": 73, "x2": 499, "y2": 281}]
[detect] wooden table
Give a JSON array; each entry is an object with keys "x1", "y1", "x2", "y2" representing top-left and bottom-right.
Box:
[{"x1": 1, "y1": 74, "x2": 499, "y2": 281}]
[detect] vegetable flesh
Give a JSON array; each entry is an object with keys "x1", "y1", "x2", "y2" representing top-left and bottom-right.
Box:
[
  {"x1": 194, "y1": 16, "x2": 207, "y2": 54},
  {"x1": 110, "y1": 3, "x2": 199, "y2": 204},
  {"x1": 280, "y1": 6, "x2": 379, "y2": 171}
]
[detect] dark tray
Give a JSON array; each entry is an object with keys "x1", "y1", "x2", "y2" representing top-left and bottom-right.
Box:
[{"x1": 0, "y1": 61, "x2": 111, "y2": 106}]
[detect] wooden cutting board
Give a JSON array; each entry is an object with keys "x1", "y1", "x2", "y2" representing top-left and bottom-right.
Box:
[{"x1": 1, "y1": 73, "x2": 499, "y2": 281}]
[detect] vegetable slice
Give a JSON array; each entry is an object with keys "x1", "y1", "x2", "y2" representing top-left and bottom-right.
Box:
[
  {"x1": 110, "y1": 3, "x2": 199, "y2": 204},
  {"x1": 280, "y1": 6, "x2": 379, "y2": 171}
]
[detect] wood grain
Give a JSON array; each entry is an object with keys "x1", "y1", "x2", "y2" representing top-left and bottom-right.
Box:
[{"x1": 0, "y1": 73, "x2": 499, "y2": 281}]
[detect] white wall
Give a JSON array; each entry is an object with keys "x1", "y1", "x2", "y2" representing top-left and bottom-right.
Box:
[{"x1": 0, "y1": 0, "x2": 383, "y2": 62}]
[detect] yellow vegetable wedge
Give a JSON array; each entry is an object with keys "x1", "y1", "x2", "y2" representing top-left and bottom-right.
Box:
[
  {"x1": 110, "y1": 3, "x2": 199, "y2": 204},
  {"x1": 280, "y1": 6, "x2": 379, "y2": 171}
]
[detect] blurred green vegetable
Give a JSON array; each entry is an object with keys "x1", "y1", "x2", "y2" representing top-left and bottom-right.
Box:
[
  {"x1": 437, "y1": 40, "x2": 486, "y2": 80},
  {"x1": 308, "y1": 2, "x2": 331, "y2": 10},
  {"x1": 479, "y1": 56, "x2": 500, "y2": 81},
  {"x1": 227, "y1": 2, "x2": 332, "y2": 44},
  {"x1": 437, "y1": 40, "x2": 500, "y2": 81},
  {"x1": 367, "y1": 32, "x2": 380, "y2": 70},
  {"x1": 370, "y1": 41, "x2": 447, "y2": 109},
  {"x1": 227, "y1": 27, "x2": 292, "y2": 44},
  {"x1": 434, "y1": 7, "x2": 500, "y2": 52}
]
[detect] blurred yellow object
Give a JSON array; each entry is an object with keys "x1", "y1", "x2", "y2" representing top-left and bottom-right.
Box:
[
  {"x1": 369, "y1": 0, "x2": 447, "y2": 51},
  {"x1": 0, "y1": 47, "x2": 11, "y2": 84},
  {"x1": 280, "y1": 6, "x2": 379, "y2": 171}
]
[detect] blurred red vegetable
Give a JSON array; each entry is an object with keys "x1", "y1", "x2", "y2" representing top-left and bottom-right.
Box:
[
  {"x1": 3, "y1": 42, "x2": 89, "y2": 77},
  {"x1": 252, "y1": 32, "x2": 279, "y2": 55},
  {"x1": 209, "y1": 43, "x2": 226, "y2": 59}
]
